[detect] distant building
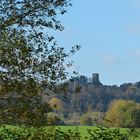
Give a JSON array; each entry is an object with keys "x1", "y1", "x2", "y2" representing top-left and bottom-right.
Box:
[
  {"x1": 69, "y1": 73, "x2": 103, "y2": 86},
  {"x1": 92, "y1": 73, "x2": 102, "y2": 85}
]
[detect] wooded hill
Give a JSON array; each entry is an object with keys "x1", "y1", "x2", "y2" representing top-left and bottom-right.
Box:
[{"x1": 53, "y1": 74, "x2": 140, "y2": 116}]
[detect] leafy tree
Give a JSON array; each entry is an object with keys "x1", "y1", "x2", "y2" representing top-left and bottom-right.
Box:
[
  {"x1": 47, "y1": 112, "x2": 62, "y2": 125},
  {"x1": 49, "y1": 97, "x2": 63, "y2": 111},
  {"x1": 0, "y1": 0, "x2": 80, "y2": 126},
  {"x1": 125, "y1": 105, "x2": 140, "y2": 128},
  {"x1": 80, "y1": 115, "x2": 93, "y2": 126},
  {"x1": 104, "y1": 99, "x2": 140, "y2": 128},
  {"x1": 104, "y1": 100, "x2": 130, "y2": 127}
]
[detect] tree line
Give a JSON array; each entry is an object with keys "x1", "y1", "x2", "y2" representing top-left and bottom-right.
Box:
[{"x1": 49, "y1": 75, "x2": 140, "y2": 127}]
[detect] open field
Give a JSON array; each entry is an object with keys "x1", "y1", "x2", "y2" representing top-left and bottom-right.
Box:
[
  {"x1": 57, "y1": 126, "x2": 97, "y2": 138},
  {"x1": 57, "y1": 126, "x2": 140, "y2": 140},
  {"x1": 0, "y1": 125, "x2": 140, "y2": 140}
]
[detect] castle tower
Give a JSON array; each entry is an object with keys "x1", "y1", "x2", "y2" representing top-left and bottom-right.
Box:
[{"x1": 92, "y1": 73, "x2": 102, "y2": 85}]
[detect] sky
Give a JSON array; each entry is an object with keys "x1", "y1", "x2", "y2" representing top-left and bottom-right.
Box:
[{"x1": 53, "y1": 0, "x2": 140, "y2": 86}]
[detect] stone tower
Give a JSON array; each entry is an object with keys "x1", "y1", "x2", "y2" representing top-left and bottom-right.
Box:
[{"x1": 92, "y1": 73, "x2": 102, "y2": 85}]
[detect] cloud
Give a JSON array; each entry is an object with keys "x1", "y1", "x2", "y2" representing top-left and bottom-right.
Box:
[
  {"x1": 131, "y1": 50, "x2": 140, "y2": 57},
  {"x1": 123, "y1": 24, "x2": 140, "y2": 34},
  {"x1": 133, "y1": 0, "x2": 140, "y2": 7},
  {"x1": 103, "y1": 55, "x2": 118, "y2": 65}
]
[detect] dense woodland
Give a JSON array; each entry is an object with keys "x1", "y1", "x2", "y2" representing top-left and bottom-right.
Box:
[
  {"x1": 1, "y1": 73, "x2": 140, "y2": 127},
  {"x1": 42, "y1": 74, "x2": 140, "y2": 126},
  {"x1": 53, "y1": 74, "x2": 140, "y2": 113}
]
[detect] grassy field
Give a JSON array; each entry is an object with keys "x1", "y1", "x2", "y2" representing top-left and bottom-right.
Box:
[
  {"x1": 0, "y1": 125, "x2": 140, "y2": 140},
  {"x1": 56, "y1": 126, "x2": 140, "y2": 140},
  {"x1": 57, "y1": 126, "x2": 96, "y2": 138},
  {"x1": 57, "y1": 126, "x2": 127, "y2": 139}
]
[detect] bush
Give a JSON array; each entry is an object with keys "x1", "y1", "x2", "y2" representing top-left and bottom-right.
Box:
[
  {"x1": 80, "y1": 116, "x2": 93, "y2": 126},
  {"x1": 0, "y1": 125, "x2": 140, "y2": 140},
  {"x1": 47, "y1": 113, "x2": 62, "y2": 125},
  {"x1": 85, "y1": 126, "x2": 128, "y2": 140},
  {"x1": 0, "y1": 126, "x2": 81, "y2": 140},
  {"x1": 0, "y1": 126, "x2": 55, "y2": 140}
]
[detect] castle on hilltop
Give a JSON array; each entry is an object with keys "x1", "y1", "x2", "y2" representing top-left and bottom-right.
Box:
[
  {"x1": 72, "y1": 73, "x2": 103, "y2": 86},
  {"x1": 92, "y1": 73, "x2": 102, "y2": 85}
]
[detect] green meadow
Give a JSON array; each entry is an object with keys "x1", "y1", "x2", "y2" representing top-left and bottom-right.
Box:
[
  {"x1": 0, "y1": 125, "x2": 140, "y2": 140},
  {"x1": 57, "y1": 126, "x2": 139, "y2": 140},
  {"x1": 57, "y1": 126, "x2": 94, "y2": 139}
]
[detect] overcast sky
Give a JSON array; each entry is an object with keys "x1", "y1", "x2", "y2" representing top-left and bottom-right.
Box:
[{"x1": 53, "y1": 0, "x2": 140, "y2": 85}]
